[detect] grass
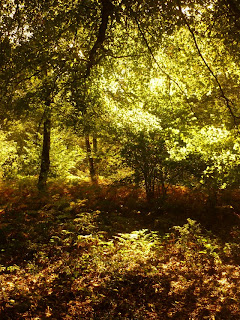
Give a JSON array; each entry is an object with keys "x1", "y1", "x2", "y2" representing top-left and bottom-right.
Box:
[{"x1": 0, "y1": 181, "x2": 240, "y2": 319}]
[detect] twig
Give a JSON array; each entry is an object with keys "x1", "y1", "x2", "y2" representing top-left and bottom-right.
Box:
[
  {"x1": 177, "y1": 0, "x2": 240, "y2": 125},
  {"x1": 132, "y1": 11, "x2": 198, "y2": 118}
]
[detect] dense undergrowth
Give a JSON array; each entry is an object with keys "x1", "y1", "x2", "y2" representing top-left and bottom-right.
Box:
[{"x1": 0, "y1": 180, "x2": 240, "y2": 319}]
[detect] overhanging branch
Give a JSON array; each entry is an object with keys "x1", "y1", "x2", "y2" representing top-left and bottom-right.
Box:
[
  {"x1": 85, "y1": 0, "x2": 114, "y2": 77},
  {"x1": 177, "y1": 0, "x2": 239, "y2": 124},
  {"x1": 132, "y1": 11, "x2": 198, "y2": 118}
]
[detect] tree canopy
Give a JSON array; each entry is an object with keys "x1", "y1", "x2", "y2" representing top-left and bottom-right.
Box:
[
  {"x1": 1, "y1": 1, "x2": 240, "y2": 319},
  {"x1": 1, "y1": 0, "x2": 240, "y2": 192}
]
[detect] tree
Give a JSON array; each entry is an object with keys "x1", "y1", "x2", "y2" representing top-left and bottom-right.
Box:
[{"x1": 1, "y1": 0, "x2": 240, "y2": 199}]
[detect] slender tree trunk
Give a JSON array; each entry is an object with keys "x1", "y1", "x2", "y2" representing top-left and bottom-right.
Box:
[
  {"x1": 93, "y1": 134, "x2": 98, "y2": 154},
  {"x1": 85, "y1": 133, "x2": 98, "y2": 184},
  {"x1": 144, "y1": 173, "x2": 154, "y2": 202},
  {"x1": 38, "y1": 111, "x2": 51, "y2": 192}
]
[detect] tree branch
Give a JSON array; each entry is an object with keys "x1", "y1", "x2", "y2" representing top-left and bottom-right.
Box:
[
  {"x1": 177, "y1": 0, "x2": 239, "y2": 124},
  {"x1": 85, "y1": 0, "x2": 114, "y2": 77},
  {"x1": 133, "y1": 11, "x2": 198, "y2": 118}
]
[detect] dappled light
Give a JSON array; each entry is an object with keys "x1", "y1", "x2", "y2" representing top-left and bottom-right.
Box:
[
  {"x1": 1, "y1": 0, "x2": 240, "y2": 318},
  {"x1": 0, "y1": 183, "x2": 240, "y2": 318}
]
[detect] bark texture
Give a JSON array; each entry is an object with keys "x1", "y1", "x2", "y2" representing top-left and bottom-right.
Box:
[{"x1": 38, "y1": 111, "x2": 51, "y2": 192}]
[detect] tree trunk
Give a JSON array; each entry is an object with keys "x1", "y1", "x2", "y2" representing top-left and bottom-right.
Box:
[
  {"x1": 85, "y1": 133, "x2": 98, "y2": 184},
  {"x1": 144, "y1": 173, "x2": 154, "y2": 202},
  {"x1": 93, "y1": 134, "x2": 98, "y2": 154},
  {"x1": 38, "y1": 113, "x2": 51, "y2": 192}
]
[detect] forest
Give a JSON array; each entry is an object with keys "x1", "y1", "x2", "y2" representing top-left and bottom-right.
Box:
[{"x1": 0, "y1": 0, "x2": 240, "y2": 319}]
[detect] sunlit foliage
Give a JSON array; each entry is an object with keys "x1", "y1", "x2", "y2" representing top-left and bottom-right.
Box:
[{"x1": 1, "y1": 0, "x2": 240, "y2": 318}]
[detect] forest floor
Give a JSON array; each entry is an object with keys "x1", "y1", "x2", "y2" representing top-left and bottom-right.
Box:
[{"x1": 0, "y1": 180, "x2": 240, "y2": 320}]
